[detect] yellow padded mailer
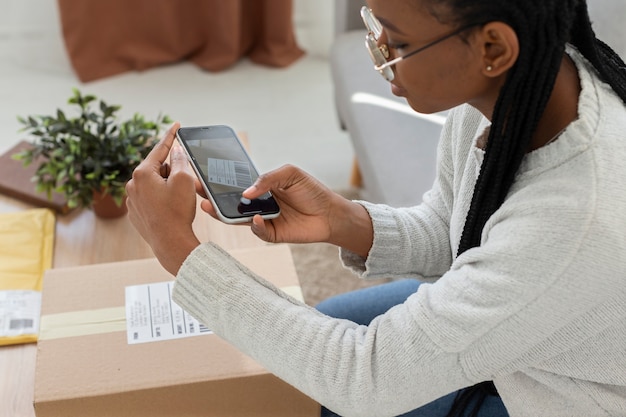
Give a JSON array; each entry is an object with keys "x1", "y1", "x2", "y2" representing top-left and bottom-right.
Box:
[{"x1": 0, "y1": 208, "x2": 55, "y2": 346}]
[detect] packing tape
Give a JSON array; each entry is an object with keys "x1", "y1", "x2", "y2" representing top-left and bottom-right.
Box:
[
  {"x1": 39, "y1": 285, "x2": 304, "y2": 341},
  {"x1": 39, "y1": 307, "x2": 126, "y2": 341},
  {"x1": 280, "y1": 285, "x2": 304, "y2": 302}
]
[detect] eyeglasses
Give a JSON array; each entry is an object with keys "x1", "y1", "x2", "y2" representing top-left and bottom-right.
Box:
[{"x1": 361, "y1": 6, "x2": 479, "y2": 82}]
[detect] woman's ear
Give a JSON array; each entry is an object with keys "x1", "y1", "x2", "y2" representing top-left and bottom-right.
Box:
[{"x1": 477, "y1": 22, "x2": 519, "y2": 77}]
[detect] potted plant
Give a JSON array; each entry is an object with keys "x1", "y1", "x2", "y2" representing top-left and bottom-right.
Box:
[{"x1": 13, "y1": 89, "x2": 171, "y2": 218}]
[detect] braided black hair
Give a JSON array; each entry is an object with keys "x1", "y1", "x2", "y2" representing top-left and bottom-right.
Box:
[
  {"x1": 426, "y1": 0, "x2": 626, "y2": 256},
  {"x1": 418, "y1": 0, "x2": 626, "y2": 416}
]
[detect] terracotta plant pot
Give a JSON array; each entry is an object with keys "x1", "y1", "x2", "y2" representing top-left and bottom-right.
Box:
[{"x1": 91, "y1": 190, "x2": 127, "y2": 219}]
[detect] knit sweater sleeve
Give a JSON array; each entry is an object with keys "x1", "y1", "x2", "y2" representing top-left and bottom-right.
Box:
[
  {"x1": 340, "y1": 105, "x2": 486, "y2": 280},
  {"x1": 172, "y1": 242, "x2": 473, "y2": 417}
]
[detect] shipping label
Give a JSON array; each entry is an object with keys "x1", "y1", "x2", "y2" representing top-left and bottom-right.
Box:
[
  {"x1": 125, "y1": 281, "x2": 211, "y2": 345},
  {"x1": 207, "y1": 158, "x2": 253, "y2": 189},
  {"x1": 0, "y1": 290, "x2": 41, "y2": 338}
]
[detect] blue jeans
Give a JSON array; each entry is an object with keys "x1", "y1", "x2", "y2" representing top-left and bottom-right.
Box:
[{"x1": 316, "y1": 279, "x2": 509, "y2": 417}]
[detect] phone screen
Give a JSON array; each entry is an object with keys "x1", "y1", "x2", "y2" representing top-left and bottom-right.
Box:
[{"x1": 177, "y1": 126, "x2": 280, "y2": 222}]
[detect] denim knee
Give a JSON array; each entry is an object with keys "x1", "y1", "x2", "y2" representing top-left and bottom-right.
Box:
[{"x1": 315, "y1": 279, "x2": 422, "y2": 325}]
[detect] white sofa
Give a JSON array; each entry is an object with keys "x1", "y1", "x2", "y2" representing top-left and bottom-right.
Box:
[{"x1": 331, "y1": 0, "x2": 626, "y2": 207}]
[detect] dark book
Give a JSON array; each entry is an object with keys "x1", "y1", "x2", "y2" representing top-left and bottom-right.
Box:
[{"x1": 0, "y1": 141, "x2": 72, "y2": 214}]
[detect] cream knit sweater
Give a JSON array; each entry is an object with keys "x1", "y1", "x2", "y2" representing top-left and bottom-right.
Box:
[{"x1": 173, "y1": 49, "x2": 626, "y2": 416}]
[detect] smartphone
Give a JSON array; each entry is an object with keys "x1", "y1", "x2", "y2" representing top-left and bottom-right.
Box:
[{"x1": 176, "y1": 125, "x2": 280, "y2": 224}]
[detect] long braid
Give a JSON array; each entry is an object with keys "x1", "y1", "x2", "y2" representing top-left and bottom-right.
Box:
[
  {"x1": 448, "y1": 1, "x2": 568, "y2": 413},
  {"x1": 417, "y1": 1, "x2": 626, "y2": 416},
  {"x1": 423, "y1": 0, "x2": 626, "y2": 262},
  {"x1": 455, "y1": 0, "x2": 576, "y2": 254}
]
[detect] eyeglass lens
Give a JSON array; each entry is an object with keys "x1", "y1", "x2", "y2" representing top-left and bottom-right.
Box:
[
  {"x1": 361, "y1": 7, "x2": 383, "y2": 40},
  {"x1": 360, "y1": 7, "x2": 395, "y2": 81}
]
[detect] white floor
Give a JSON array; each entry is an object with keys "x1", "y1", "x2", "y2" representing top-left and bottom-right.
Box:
[{"x1": 0, "y1": 1, "x2": 354, "y2": 190}]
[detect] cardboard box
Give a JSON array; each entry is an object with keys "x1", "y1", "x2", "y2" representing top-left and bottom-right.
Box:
[{"x1": 34, "y1": 245, "x2": 319, "y2": 417}]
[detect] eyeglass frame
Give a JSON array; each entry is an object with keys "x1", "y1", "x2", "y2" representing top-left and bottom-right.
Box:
[{"x1": 360, "y1": 6, "x2": 481, "y2": 81}]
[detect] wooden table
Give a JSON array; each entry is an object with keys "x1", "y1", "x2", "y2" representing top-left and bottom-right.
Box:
[{"x1": 0, "y1": 195, "x2": 267, "y2": 417}]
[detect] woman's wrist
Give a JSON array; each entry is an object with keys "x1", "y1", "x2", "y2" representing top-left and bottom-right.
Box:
[
  {"x1": 153, "y1": 230, "x2": 201, "y2": 277},
  {"x1": 328, "y1": 197, "x2": 373, "y2": 258}
]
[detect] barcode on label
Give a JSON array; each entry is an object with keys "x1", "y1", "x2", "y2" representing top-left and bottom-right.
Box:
[
  {"x1": 207, "y1": 158, "x2": 253, "y2": 189},
  {"x1": 0, "y1": 290, "x2": 41, "y2": 338},
  {"x1": 10, "y1": 318, "x2": 33, "y2": 330},
  {"x1": 233, "y1": 161, "x2": 253, "y2": 189}
]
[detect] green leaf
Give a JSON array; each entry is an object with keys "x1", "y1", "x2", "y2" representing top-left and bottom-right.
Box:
[{"x1": 83, "y1": 94, "x2": 96, "y2": 104}]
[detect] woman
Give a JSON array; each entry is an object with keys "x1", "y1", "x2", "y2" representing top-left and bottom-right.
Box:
[{"x1": 126, "y1": 0, "x2": 626, "y2": 416}]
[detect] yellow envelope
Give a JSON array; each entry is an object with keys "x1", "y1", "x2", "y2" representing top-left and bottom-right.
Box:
[{"x1": 0, "y1": 208, "x2": 55, "y2": 346}]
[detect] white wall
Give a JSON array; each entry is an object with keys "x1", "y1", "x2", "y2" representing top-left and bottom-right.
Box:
[
  {"x1": 0, "y1": 0, "x2": 68, "y2": 73},
  {"x1": 0, "y1": 0, "x2": 60, "y2": 36},
  {"x1": 293, "y1": 0, "x2": 335, "y2": 58},
  {"x1": 587, "y1": 1, "x2": 626, "y2": 58}
]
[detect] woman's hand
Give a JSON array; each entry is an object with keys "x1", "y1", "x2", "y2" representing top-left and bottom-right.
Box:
[
  {"x1": 203, "y1": 164, "x2": 373, "y2": 257},
  {"x1": 126, "y1": 122, "x2": 201, "y2": 275}
]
